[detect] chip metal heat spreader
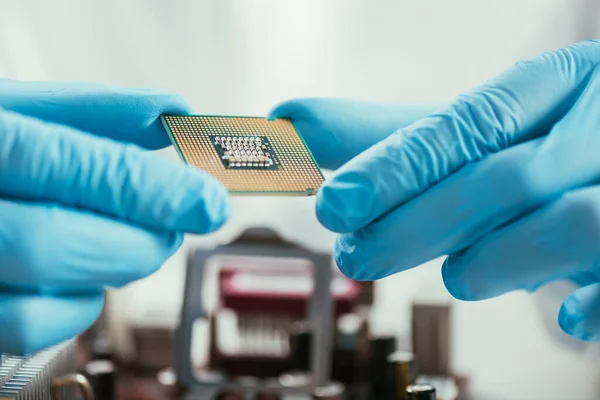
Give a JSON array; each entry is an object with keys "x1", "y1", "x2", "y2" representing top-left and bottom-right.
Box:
[{"x1": 161, "y1": 115, "x2": 325, "y2": 196}]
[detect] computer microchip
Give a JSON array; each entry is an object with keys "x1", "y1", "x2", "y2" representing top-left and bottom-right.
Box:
[{"x1": 161, "y1": 115, "x2": 325, "y2": 195}]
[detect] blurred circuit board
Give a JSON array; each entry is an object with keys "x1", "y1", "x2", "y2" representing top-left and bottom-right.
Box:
[{"x1": 161, "y1": 115, "x2": 324, "y2": 195}]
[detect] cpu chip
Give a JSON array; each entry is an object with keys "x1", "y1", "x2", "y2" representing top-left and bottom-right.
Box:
[{"x1": 161, "y1": 115, "x2": 325, "y2": 195}]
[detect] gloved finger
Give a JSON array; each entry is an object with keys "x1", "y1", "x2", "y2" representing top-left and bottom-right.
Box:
[
  {"x1": 269, "y1": 98, "x2": 436, "y2": 170},
  {"x1": 0, "y1": 108, "x2": 230, "y2": 234},
  {"x1": 0, "y1": 198, "x2": 183, "y2": 288},
  {"x1": 336, "y1": 64, "x2": 600, "y2": 279},
  {"x1": 334, "y1": 138, "x2": 542, "y2": 280},
  {"x1": 0, "y1": 79, "x2": 190, "y2": 149},
  {"x1": 442, "y1": 185, "x2": 600, "y2": 301},
  {"x1": 568, "y1": 271, "x2": 598, "y2": 288},
  {"x1": 559, "y1": 283, "x2": 600, "y2": 341},
  {"x1": 0, "y1": 291, "x2": 103, "y2": 355},
  {"x1": 316, "y1": 39, "x2": 600, "y2": 233}
]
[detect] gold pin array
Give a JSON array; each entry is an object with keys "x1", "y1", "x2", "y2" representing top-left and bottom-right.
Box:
[{"x1": 161, "y1": 115, "x2": 324, "y2": 195}]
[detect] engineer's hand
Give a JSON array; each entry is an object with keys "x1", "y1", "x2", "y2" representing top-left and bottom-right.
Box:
[
  {"x1": 0, "y1": 80, "x2": 230, "y2": 355},
  {"x1": 274, "y1": 39, "x2": 600, "y2": 341}
]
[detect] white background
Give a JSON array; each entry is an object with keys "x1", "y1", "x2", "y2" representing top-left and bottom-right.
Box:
[{"x1": 1, "y1": 1, "x2": 600, "y2": 399}]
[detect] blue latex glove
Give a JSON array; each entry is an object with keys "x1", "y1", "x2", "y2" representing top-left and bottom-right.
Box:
[
  {"x1": 0, "y1": 80, "x2": 231, "y2": 355},
  {"x1": 273, "y1": 39, "x2": 600, "y2": 341}
]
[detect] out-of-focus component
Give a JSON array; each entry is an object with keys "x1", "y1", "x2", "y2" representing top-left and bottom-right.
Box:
[
  {"x1": 84, "y1": 359, "x2": 116, "y2": 400},
  {"x1": 387, "y1": 351, "x2": 416, "y2": 400},
  {"x1": 411, "y1": 302, "x2": 465, "y2": 400},
  {"x1": 406, "y1": 383, "x2": 436, "y2": 400},
  {"x1": 214, "y1": 388, "x2": 245, "y2": 400},
  {"x1": 277, "y1": 371, "x2": 311, "y2": 390},
  {"x1": 288, "y1": 323, "x2": 312, "y2": 372},
  {"x1": 356, "y1": 282, "x2": 374, "y2": 307},
  {"x1": 411, "y1": 303, "x2": 451, "y2": 376},
  {"x1": 89, "y1": 332, "x2": 112, "y2": 362},
  {"x1": 453, "y1": 375, "x2": 471, "y2": 400},
  {"x1": 50, "y1": 374, "x2": 93, "y2": 400},
  {"x1": 174, "y1": 227, "x2": 335, "y2": 396},
  {"x1": 234, "y1": 376, "x2": 260, "y2": 390},
  {"x1": 78, "y1": 296, "x2": 112, "y2": 364},
  {"x1": 210, "y1": 255, "x2": 365, "y2": 379},
  {"x1": 0, "y1": 340, "x2": 89, "y2": 400},
  {"x1": 218, "y1": 260, "x2": 362, "y2": 316},
  {"x1": 334, "y1": 314, "x2": 363, "y2": 353},
  {"x1": 156, "y1": 367, "x2": 179, "y2": 397},
  {"x1": 161, "y1": 115, "x2": 325, "y2": 195},
  {"x1": 255, "y1": 387, "x2": 282, "y2": 400},
  {"x1": 331, "y1": 312, "x2": 365, "y2": 387},
  {"x1": 312, "y1": 382, "x2": 345, "y2": 399},
  {"x1": 347, "y1": 310, "x2": 370, "y2": 400},
  {"x1": 414, "y1": 376, "x2": 458, "y2": 400},
  {"x1": 367, "y1": 335, "x2": 397, "y2": 400},
  {"x1": 109, "y1": 227, "x2": 376, "y2": 399},
  {"x1": 133, "y1": 327, "x2": 174, "y2": 371}
]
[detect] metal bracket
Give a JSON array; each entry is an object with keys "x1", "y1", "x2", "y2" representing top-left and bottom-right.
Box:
[{"x1": 174, "y1": 227, "x2": 334, "y2": 394}]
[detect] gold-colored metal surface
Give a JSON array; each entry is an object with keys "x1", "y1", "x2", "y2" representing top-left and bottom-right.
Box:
[
  {"x1": 162, "y1": 115, "x2": 324, "y2": 195},
  {"x1": 51, "y1": 374, "x2": 94, "y2": 400}
]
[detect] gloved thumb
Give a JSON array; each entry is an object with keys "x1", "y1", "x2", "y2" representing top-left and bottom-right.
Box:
[
  {"x1": 317, "y1": 40, "x2": 600, "y2": 233},
  {"x1": 559, "y1": 282, "x2": 600, "y2": 341}
]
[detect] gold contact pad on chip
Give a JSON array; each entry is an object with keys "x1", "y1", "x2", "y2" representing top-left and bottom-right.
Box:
[{"x1": 161, "y1": 115, "x2": 325, "y2": 195}]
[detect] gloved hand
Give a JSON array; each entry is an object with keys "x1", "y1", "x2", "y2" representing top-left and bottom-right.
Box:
[
  {"x1": 273, "y1": 39, "x2": 600, "y2": 341},
  {"x1": 0, "y1": 80, "x2": 231, "y2": 355}
]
